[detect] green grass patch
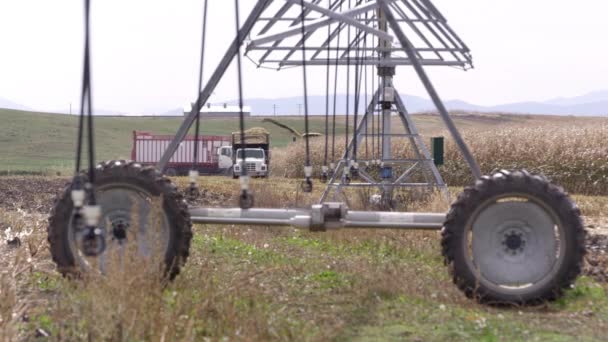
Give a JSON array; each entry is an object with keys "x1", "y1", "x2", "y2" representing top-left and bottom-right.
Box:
[
  {"x1": 342, "y1": 276, "x2": 608, "y2": 341},
  {"x1": 280, "y1": 233, "x2": 442, "y2": 267},
  {"x1": 310, "y1": 270, "x2": 351, "y2": 290},
  {"x1": 553, "y1": 276, "x2": 608, "y2": 314},
  {"x1": 30, "y1": 271, "x2": 61, "y2": 292},
  {"x1": 192, "y1": 232, "x2": 289, "y2": 265}
]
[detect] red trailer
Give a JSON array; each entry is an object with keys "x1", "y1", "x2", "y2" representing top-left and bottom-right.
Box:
[{"x1": 131, "y1": 131, "x2": 231, "y2": 176}]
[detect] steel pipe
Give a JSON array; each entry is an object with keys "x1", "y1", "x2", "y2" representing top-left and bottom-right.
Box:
[
  {"x1": 189, "y1": 206, "x2": 445, "y2": 230},
  {"x1": 345, "y1": 211, "x2": 445, "y2": 228}
]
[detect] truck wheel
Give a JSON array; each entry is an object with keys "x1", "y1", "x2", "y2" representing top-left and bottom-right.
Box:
[
  {"x1": 48, "y1": 160, "x2": 192, "y2": 280},
  {"x1": 441, "y1": 170, "x2": 585, "y2": 305},
  {"x1": 165, "y1": 168, "x2": 177, "y2": 177}
]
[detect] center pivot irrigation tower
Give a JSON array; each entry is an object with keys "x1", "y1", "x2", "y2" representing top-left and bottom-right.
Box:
[
  {"x1": 48, "y1": 0, "x2": 586, "y2": 306},
  {"x1": 157, "y1": 0, "x2": 479, "y2": 204}
]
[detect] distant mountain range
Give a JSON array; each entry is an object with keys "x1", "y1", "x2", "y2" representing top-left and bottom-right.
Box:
[
  {"x1": 2, "y1": 91, "x2": 608, "y2": 117},
  {"x1": 0, "y1": 97, "x2": 30, "y2": 112},
  {"x1": 231, "y1": 90, "x2": 608, "y2": 117}
]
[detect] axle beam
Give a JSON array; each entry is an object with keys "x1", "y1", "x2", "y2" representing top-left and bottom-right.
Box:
[{"x1": 189, "y1": 203, "x2": 445, "y2": 231}]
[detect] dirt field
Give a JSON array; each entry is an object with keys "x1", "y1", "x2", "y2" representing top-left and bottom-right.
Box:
[{"x1": 0, "y1": 175, "x2": 607, "y2": 340}]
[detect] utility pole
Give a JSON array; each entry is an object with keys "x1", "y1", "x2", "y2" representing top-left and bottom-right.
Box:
[
  {"x1": 297, "y1": 103, "x2": 302, "y2": 116},
  {"x1": 69, "y1": 103, "x2": 72, "y2": 115},
  {"x1": 273, "y1": 104, "x2": 277, "y2": 116}
]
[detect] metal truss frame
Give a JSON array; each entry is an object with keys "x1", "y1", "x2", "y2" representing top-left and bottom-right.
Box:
[
  {"x1": 246, "y1": 0, "x2": 473, "y2": 69},
  {"x1": 157, "y1": 0, "x2": 482, "y2": 230}
]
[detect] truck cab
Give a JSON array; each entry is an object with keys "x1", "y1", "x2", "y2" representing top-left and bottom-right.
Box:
[
  {"x1": 218, "y1": 146, "x2": 233, "y2": 170},
  {"x1": 233, "y1": 148, "x2": 268, "y2": 178},
  {"x1": 229, "y1": 128, "x2": 271, "y2": 179}
]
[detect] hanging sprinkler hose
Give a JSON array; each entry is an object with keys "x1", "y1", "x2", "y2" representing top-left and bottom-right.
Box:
[
  {"x1": 70, "y1": 0, "x2": 105, "y2": 258},
  {"x1": 188, "y1": 0, "x2": 208, "y2": 202}
]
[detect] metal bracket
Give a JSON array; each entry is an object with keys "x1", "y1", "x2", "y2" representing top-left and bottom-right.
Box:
[{"x1": 310, "y1": 202, "x2": 348, "y2": 231}]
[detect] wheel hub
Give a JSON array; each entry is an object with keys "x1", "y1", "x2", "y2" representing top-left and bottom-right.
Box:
[
  {"x1": 471, "y1": 201, "x2": 559, "y2": 286},
  {"x1": 111, "y1": 219, "x2": 129, "y2": 241},
  {"x1": 502, "y1": 230, "x2": 526, "y2": 255}
]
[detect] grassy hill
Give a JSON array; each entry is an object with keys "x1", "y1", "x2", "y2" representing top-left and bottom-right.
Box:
[
  {"x1": 0, "y1": 109, "x2": 345, "y2": 173},
  {"x1": 0, "y1": 108, "x2": 604, "y2": 173}
]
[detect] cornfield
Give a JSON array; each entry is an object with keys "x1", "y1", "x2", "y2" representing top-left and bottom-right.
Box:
[{"x1": 272, "y1": 122, "x2": 608, "y2": 196}]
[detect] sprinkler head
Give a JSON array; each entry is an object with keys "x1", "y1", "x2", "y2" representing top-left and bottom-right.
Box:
[
  {"x1": 80, "y1": 205, "x2": 106, "y2": 256},
  {"x1": 111, "y1": 220, "x2": 128, "y2": 241},
  {"x1": 71, "y1": 189, "x2": 86, "y2": 209},
  {"x1": 320, "y1": 165, "x2": 329, "y2": 183},
  {"x1": 81, "y1": 227, "x2": 106, "y2": 257},
  {"x1": 301, "y1": 178, "x2": 313, "y2": 193},
  {"x1": 343, "y1": 174, "x2": 351, "y2": 185},
  {"x1": 71, "y1": 208, "x2": 85, "y2": 231},
  {"x1": 71, "y1": 173, "x2": 87, "y2": 208},
  {"x1": 189, "y1": 170, "x2": 199, "y2": 184},
  {"x1": 350, "y1": 165, "x2": 359, "y2": 179},
  {"x1": 187, "y1": 183, "x2": 200, "y2": 200},
  {"x1": 320, "y1": 172, "x2": 328, "y2": 183},
  {"x1": 239, "y1": 190, "x2": 254, "y2": 209}
]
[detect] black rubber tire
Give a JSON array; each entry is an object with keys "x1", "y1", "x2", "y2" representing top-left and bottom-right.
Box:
[
  {"x1": 48, "y1": 160, "x2": 192, "y2": 280},
  {"x1": 165, "y1": 168, "x2": 178, "y2": 177},
  {"x1": 441, "y1": 169, "x2": 586, "y2": 305}
]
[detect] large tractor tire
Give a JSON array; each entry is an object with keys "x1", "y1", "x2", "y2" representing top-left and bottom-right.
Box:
[
  {"x1": 48, "y1": 160, "x2": 192, "y2": 279},
  {"x1": 441, "y1": 170, "x2": 586, "y2": 305}
]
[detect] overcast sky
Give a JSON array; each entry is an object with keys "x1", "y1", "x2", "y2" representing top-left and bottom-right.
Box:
[{"x1": 1, "y1": 0, "x2": 607, "y2": 114}]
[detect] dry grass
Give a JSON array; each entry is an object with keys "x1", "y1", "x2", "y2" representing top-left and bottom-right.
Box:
[
  {"x1": 0, "y1": 172, "x2": 606, "y2": 340},
  {"x1": 443, "y1": 123, "x2": 608, "y2": 195},
  {"x1": 0, "y1": 208, "x2": 53, "y2": 341}
]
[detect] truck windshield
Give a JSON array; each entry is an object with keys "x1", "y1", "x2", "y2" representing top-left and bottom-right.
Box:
[{"x1": 237, "y1": 149, "x2": 265, "y2": 159}]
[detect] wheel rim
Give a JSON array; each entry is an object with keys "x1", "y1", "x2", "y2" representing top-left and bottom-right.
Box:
[
  {"x1": 465, "y1": 194, "x2": 566, "y2": 295},
  {"x1": 68, "y1": 182, "x2": 171, "y2": 274}
]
